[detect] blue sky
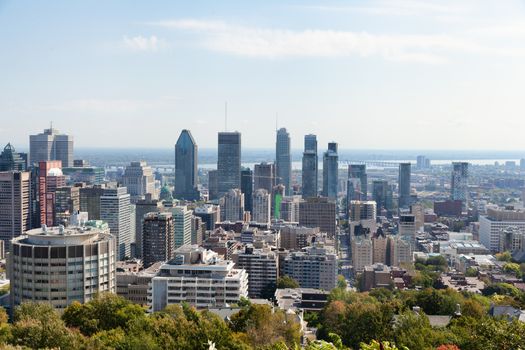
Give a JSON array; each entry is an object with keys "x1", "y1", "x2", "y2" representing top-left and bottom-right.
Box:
[{"x1": 2, "y1": 0, "x2": 525, "y2": 150}]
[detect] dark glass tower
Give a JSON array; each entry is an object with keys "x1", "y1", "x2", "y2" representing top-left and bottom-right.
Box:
[
  {"x1": 372, "y1": 180, "x2": 393, "y2": 212},
  {"x1": 302, "y1": 134, "x2": 318, "y2": 199},
  {"x1": 276, "y1": 128, "x2": 291, "y2": 195},
  {"x1": 348, "y1": 164, "x2": 367, "y2": 200},
  {"x1": 398, "y1": 163, "x2": 411, "y2": 209},
  {"x1": 174, "y1": 129, "x2": 199, "y2": 201},
  {"x1": 217, "y1": 132, "x2": 241, "y2": 196},
  {"x1": 0, "y1": 143, "x2": 26, "y2": 171},
  {"x1": 322, "y1": 142, "x2": 338, "y2": 200},
  {"x1": 241, "y1": 168, "x2": 253, "y2": 213}
]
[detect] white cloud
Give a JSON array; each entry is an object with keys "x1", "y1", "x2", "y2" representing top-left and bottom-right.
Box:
[
  {"x1": 122, "y1": 35, "x2": 165, "y2": 52},
  {"x1": 151, "y1": 18, "x2": 525, "y2": 63}
]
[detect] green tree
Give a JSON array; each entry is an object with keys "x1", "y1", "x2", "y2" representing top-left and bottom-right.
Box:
[
  {"x1": 276, "y1": 276, "x2": 300, "y2": 289},
  {"x1": 62, "y1": 293, "x2": 146, "y2": 336},
  {"x1": 12, "y1": 303, "x2": 84, "y2": 350}
]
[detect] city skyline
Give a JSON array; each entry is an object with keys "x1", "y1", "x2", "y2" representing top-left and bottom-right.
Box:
[{"x1": 2, "y1": 1, "x2": 525, "y2": 150}]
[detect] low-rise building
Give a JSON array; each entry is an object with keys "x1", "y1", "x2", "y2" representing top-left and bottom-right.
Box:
[{"x1": 148, "y1": 245, "x2": 248, "y2": 311}]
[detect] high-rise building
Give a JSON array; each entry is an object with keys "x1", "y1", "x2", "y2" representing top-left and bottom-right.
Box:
[
  {"x1": 280, "y1": 196, "x2": 303, "y2": 222},
  {"x1": 54, "y1": 186, "x2": 80, "y2": 225},
  {"x1": 217, "y1": 132, "x2": 241, "y2": 196},
  {"x1": 38, "y1": 161, "x2": 66, "y2": 227},
  {"x1": 416, "y1": 155, "x2": 430, "y2": 170},
  {"x1": 302, "y1": 134, "x2": 318, "y2": 199},
  {"x1": 100, "y1": 186, "x2": 132, "y2": 260},
  {"x1": 283, "y1": 243, "x2": 338, "y2": 290},
  {"x1": 171, "y1": 206, "x2": 192, "y2": 249},
  {"x1": 276, "y1": 128, "x2": 292, "y2": 195},
  {"x1": 219, "y1": 188, "x2": 245, "y2": 222},
  {"x1": 122, "y1": 161, "x2": 156, "y2": 203},
  {"x1": 0, "y1": 143, "x2": 26, "y2": 171},
  {"x1": 191, "y1": 216, "x2": 204, "y2": 245},
  {"x1": 479, "y1": 207, "x2": 525, "y2": 252},
  {"x1": 299, "y1": 197, "x2": 337, "y2": 237},
  {"x1": 194, "y1": 204, "x2": 220, "y2": 231},
  {"x1": 322, "y1": 142, "x2": 338, "y2": 200},
  {"x1": 9, "y1": 222, "x2": 116, "y2": 310},
  {"x1": 451, "y1": 162, "x2": 469, "y2": 206},
  {"x1": 232, "y1": 246, "x2": 278, "y2": 298},
  {"x1": 29, "y1": 126, "x2": 74, "y2": 167},
  {"x1": 271, "y1": 184, "x2": 286, "y2": 220},
  {"x1": 349, "y1": 200, "x2": 377, "y2": 222},
  {"x1": 347, "y1": 164, "x2": 367, "y2": 200},
  {"x1": 79, "y1": 185, "x2": 105, "y2": 220},
  {"x1": 280, "y1": 226, "x2": 320, "y2": 250},
  {"x1": 252, "y1": 189, "x2": 271, "y2": 224},
  {"x1": 399, "y1": 214, "x2": 416, "y2": 246},
  {"x1": 351, "y1": 237, "x2": 373, "y2": 271},
  {"x1": 398, "y1": 163, "x2": 411, "y2": 209},
  {"x1": 254, "y1": 162, "x2": 275, "y2": 193},
  {"x1": 372, "y1": 180, "x2": 393, "y2": 212},
  {"x1": 0, "y1": 171, "x2": 30, "y2": 249},
  {"x1": 207, "y1": 170, "x2": 218, "y2": 200},
  {"x1": 142, "y1": 212, "x2": 174, "y2": 268},
  {"x1": 149, "y1": 245, "x2": 248, "y2": 311},
  {"x1": 241, "y1": 168, "x2": 253, "y2": 213},
  {"x1": 135, "y1": 194, "x2": 163, "y2": 258},
  {"x1": 174, "y1": 130, "x2": 199, "y2": 201},
  {"x1": 388, "y1": 236, "x2": 413, "y2": 267}
]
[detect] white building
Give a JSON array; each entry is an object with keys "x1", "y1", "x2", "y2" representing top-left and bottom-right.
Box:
[
  {"x1": 389, "y1": 236, "x2": 412, "y2": 267},
  {"x1": 283, "y1": 243, "x2": 338, "y2": 290},
  {"x1": 220, "y1": 188, "x2": 245, "y2": 222},
  {"x1": 252, "y1": 189, "x2": 271, "y2": 224},
  {"x1": 9, "y1": 222, "x2": 116, "y2": 309},
  {"x1": 100, "y1": 186, "x2": 132, "y2": 260},
  {"x1": 169, "y1": 206, "x2": 192, "y2": 249},
  {"x1": 351, "y1": 237, "x2": 373, "y2": 271},
  {"x1": 122, "y1": 161, "x2": 156, "y2": 203},
  {"x1": 148, "y1": 245, "x2": 248, "y2": 311},
  {"x1": 479, "y1": 207, "x2": 525, "y2": 252}
]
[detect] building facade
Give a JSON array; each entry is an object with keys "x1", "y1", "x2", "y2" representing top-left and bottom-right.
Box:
[
  {"x1": 302, "y1": 134, "x2": 318, "y2": 199},
  {"x1": 148, "y1": 245, "x2": 248, "y2": 311},
  {"x1": 322, "y1": 142, "x2": 338, "y2": 200},
  {"x1": 0, "y1": 171, "x2": 30, "y2": 249},
  {"x1": 252, "y1": 189, "x2": 271, "y2": 224},
  {"x1": 100, "y1": 186, "x2": 132, "y2": 260},
  {"x1": 276, "y1": 128, "x2": 292, "y2": 195},
  {"x1": 142, "y1": 212, "x2": 174, "y2": 268},
  {"x1": 9, "y1": 223, "x2": 116, "y2": 309},
  {"x1": 217, "y1": 132, "x2": 241, "y2": 196},
  {"x1": 398, "y1": 163, "x2": 411, "y2": 209},
  {"x1": 174, "y1": 129, "x2": 199, "y2": 201},
  {"x1": 29, "y1": 126, "x2": 74, "y2": 167},
  {"x1": 122, "y1": 161, "x2": 156, "y2": 203}
]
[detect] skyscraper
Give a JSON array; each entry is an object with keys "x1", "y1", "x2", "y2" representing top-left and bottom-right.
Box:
[
  {"x1": 29, "y1": 126, "x2": 74, "y2": 167},
  {"x1": 348, "y1": 164, "x2": 367, "y2": 200},
  {"x1": 322, "y1": 142, "x2": 339, "y2": 200},
  {"x1": 254, "y1": 162, "x2": 275, "y2": 193},
  {"x1": 0, "y1": 171, "x2": 30, "y2": 249},
  {"x1": 398, "y1": 163, "x2": 411, "y2": 209},
  {"x1": 372, "y1": 180, "x2": 393, "y2": 212},
  {"x1": 0, "y1": 143, "x2": 26, "y2": 171},
  {"x1": 79, "y1": 185, "x2": 105, "y2": 220},
  {"x1": 134, "y1": 194, "x2": 163, "y2": 258},
  {"x1": 220, "y1": 188, "x2": 245, "y2": 222},
  {"x1": 174, "y1": 129, "x2": 199, "y2": 201},
  {"x1": 276, "y1": 128, "x2": 292, "y2": 195},
  {"x1": 241, "y1": 168, "x2": 253, "y2": 213},
  {"x1": 142, "y1": 212, "x2": 174, "y2": 268},
  {"x1": 299, "y1": 197, "x2": 337, "y2": 237},
  {"x1": 171, "y1": 206, "x2": 192, "y2": 248},
  {"x1": 252, "y1": 189, "x2": 271, "y2": 224},
  {"x1": 100, "y1": 186, "x2": 132, "y2": 260},
  {"x1": 208, "y1": 170, "x2": 218, "y2": 200},
  {"x1": 217, "y1": 132, "x2": 241, "y2": 196},
  {"x1": 302, "y1": 134, "x2": 318, "y2": 199},
  {"x1": 122, "y1": 161, "x2": 156, "y2": 203},
  {"x1": 54, "y1": 186, "x2": 80, "y2": 225},
  {"x1": 38, "y1": 161, "x2": 66, "y2": 227},
  {"x1": 451, "y1": 162, "x2": 469, "y2": 206}
]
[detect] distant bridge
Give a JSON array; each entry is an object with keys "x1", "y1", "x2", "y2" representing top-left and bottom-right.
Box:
[{"x1": 340, "y1": 160, "x2": 409, "y2": 168}]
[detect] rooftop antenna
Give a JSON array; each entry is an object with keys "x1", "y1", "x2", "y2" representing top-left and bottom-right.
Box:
[{"x1": 276, "y1": 112, "x2": 278, "y2": 132}]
